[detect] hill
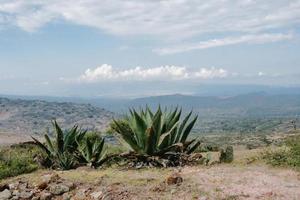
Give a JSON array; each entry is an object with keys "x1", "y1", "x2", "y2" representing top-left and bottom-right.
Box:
[
  {"x1": 127, "y1": 93, "x2": 300, "y2": 134},
  {"x1": 0, "y1": 97, "x2": 114, "y2": 136}
]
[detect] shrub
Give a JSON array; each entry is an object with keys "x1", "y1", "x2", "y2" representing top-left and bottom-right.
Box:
[
  {"x1": 263, "y1": 135, "x2": 300, "y2": 168},
  {"x1": 219, "y1": 146, "x2": 234, "y2": 163},
  {"x1": 0, "y1": 144, "x2": 41, "y2": 180}
]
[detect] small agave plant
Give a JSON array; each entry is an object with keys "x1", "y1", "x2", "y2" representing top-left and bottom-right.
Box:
[
  {"x1": 76, "y1": 135, "x2": 106, "y2": 168},
  {"x1": 112, "y1": 106, "x2": 200, "y2": 158},
  {"x1": 32, "y1": 121, "x2": 87, "y2": 170}
]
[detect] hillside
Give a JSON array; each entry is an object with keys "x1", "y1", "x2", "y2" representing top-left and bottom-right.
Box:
[
  {"x1": 0, "y1": 97, "x2": 114, "y2": 136},
  {"x1": 125, "y1": 93, "x2": 299, "y2": 134}
]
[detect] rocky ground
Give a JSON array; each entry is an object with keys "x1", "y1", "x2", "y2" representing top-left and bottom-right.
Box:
[{"x1": 0, "y1": 162, "x2": 299, "y2": 200}]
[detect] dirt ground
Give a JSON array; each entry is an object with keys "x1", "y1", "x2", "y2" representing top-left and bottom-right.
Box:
[
  {"x1": 1, "y1": 163, "x2": 299, "y2": 200},
  {"x1": 0, "y1": 132, "x2": 32, "y2": 147}
]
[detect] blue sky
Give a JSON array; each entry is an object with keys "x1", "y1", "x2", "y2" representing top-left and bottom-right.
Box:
[{"x1": 0, "y1": 0, "x2": 300, "y2": 97}]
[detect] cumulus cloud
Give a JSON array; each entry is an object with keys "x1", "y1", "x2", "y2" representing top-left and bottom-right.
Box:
[
  {"x1": 0, "y1": 0, "x2": 299, "y2": 38},
  {"x1": 154, "y1": 33, "x2": 294, "y2": 55},
  {"x1": 78, "y1": 64, "x2": 228, "y2": 82}
]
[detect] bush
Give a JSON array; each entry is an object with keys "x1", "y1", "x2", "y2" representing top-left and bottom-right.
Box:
[
  {"x1": 219, "y1": 146, "x2": 234, "y2": 163},
  {"x1": 263, "y1": 135, "x2": 300, "y2": 168},
  {"x1": 0, "y1": 144, "x2": 42, "y2": 180}
]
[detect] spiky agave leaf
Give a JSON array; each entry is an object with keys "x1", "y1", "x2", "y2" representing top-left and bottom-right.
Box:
[
  {"x1": 32, "y1": 120, "x2": 87, "y2": 170},
  {"x1": 112, "y1": 106, "x2": 199, "y2": 158}
]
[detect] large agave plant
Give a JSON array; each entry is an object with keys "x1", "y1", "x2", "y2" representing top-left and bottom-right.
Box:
[
  {"x1": 112, "y1": 106, "x2": 200, "y2": 157},
  {"x1": 32, "y1": 121, "x2": 87, "y2": 170}
]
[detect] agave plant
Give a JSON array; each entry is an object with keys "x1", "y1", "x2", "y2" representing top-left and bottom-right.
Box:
[
  {"x1": 76, "y1": 135, "x2": 106, "y2": 168},
  {"x1": 32, "y1": 121, "x2": 87, "y2": 170},
  {"x1": 112, "y1": 106, "x2": 200, "y2": 157}
]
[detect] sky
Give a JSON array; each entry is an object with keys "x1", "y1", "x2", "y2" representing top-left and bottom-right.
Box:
[{"x1": 0, "y1": 0, "x2": 300, "y2": 97}]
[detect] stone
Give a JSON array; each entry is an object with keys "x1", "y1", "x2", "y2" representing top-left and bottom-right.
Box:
[
  {"x1": 42, "y1": 174, "x2": 60, "y2": 184},
  {"x1": 62, "y1": 192, "x2": 72, "y2": 200},
  {"x1": 40, "y1": 192, "x2": 53, "y2": 200},
  {"x1": 0, "y1": 189, "x2": 12, "y2": 200},
  {"x1": 18, "y1": 181, "x2": 28, "y2": 190},
  {"x1": 19, "y1": 191, "x2": 33, "y2": 199},
  {"x1": 49, "y1": 184, "x2": 70, "y2": 195},
  {"x1": 90, "y1": 191, "x2": 103, "y2": 200},
  {"x1": 11, "y1": 190, "x2": 20, "y2": 199},
  {"x1": 63, "y1": 181, "x2": 75, "y2": 190},
  {"x1": 166, "y1": 172, "x2": 183, "y2": 185},
  {"x1": 72, "y1": 188, "x2": 88, "y2": 200},
  {"x1": 8, "y1": 183, "x2": 17, "y2": 190},
  {"x1": 32, "y1": 197, "x2": 40, "y2": 200}
]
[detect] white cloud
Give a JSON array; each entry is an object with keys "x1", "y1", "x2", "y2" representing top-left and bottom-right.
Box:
[
  {"x1": 0, "y1": 0, "x2": 299, "y2": 38},
  {"x1": 78, "y1": 64, "x2": 228, "y2": 82},
  {"x1": 258, "y1": 72, "x2": 265, "y2": 76},
  {"x1": 154, "y1": 33, "x2": 294, "y2": 55},
  {"x1": 195, "y1": 68, "x2": 228, "y2": 79}
]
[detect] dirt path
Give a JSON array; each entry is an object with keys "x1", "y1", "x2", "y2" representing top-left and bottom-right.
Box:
[
  {"x1": 183, "y1": 165, "x2": 300, "y2": 200},
  {"x1": 2, "y1": 164, "x2": 299, "y2": 200}
]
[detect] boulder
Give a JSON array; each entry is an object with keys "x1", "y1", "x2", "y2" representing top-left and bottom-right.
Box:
[
  {"x1": 19, "y1": 191, "x2": 33, "y2": 199},
  {"x1": 49, "y1": 184, "x2": 70, "y2": 195},
  {"x1": 40, "y1": 191, "x2": 53, "y2": 200},
  {"x1": 0, "y1": 189, "x2": 12, "y2": 200},
  {"x1": 90, "y1": 191, "x2": 103, "y2": 200}
]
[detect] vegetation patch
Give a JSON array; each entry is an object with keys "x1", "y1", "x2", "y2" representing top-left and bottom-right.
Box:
[
  {"x1": 262, "y1": 135, "x2": 300, "y2": 169},
  {"x1": 0, "y1": 143, "x2": 42, "y2": 180}
]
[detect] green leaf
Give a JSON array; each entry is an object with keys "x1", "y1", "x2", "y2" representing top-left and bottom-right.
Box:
[{"x1": 180, "y1": 115, "x2": 198, "y2": 142}]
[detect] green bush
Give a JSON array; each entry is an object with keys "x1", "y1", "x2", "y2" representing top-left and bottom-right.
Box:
[
  {"x1": 0, "y1": 144, "x2": 41, "y2": 180},
  {"x1": 263, "y1": 136, "x2": 300, "y2": 168},
  {"x1": 219, "y1": 146, "x2": 234, "y2": 163}
]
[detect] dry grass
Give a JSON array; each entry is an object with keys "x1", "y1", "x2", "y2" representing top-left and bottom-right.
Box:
[{"x1": 2, "y1": 147, "x2": 300, "y2": 199}]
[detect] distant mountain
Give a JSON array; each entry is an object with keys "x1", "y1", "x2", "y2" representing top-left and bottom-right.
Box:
[
  {"x1": 128, "y1": 93, "x2": 300, "y2": 118},
  {"x1": 0, "y1": 97, "x2": 114, "y2": 135},
  {"x1": 127, "y1": 93, "x2": 300, "y2": 134}
]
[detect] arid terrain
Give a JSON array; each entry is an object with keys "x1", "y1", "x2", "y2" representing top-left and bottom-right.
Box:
[{"x1": 1, "y1": 147, "x2": 299, "y2": 200}]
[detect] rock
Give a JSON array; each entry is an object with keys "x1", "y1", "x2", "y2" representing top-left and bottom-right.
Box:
[
  {"x1": 166, "y1": 172, "x2": 183, "y2": 185},
  {"x1": 49, "y1": 184, "x2": 70, "y2": 195},
  {"x1": 42, "y1": 174, "x2": 61, "y2": 183},
  {"x1": 90, "y1": 191, "x2": 103, "y2": 200},
  {"x1": 72, "y1": 188, "x2": 89, "y2": 200},
  {"x1": 37, "y1": 182, "x2": 48, "y2": 190},
  {"x1": 0, "y1": 184, "x2": 9, "y2": 192},
  {"x1": 62, "y1": 192, "x2": 72, "y2": 200},
  {"x1": 8, "y1": 183, "x2": 17, "y2": 190},
  {"x1": 63, "y1": 181, "x2": 75, "y2": 190},
  {"x1": 19, "y1": 191, "x2": 33, "y2": 199},
  {"x1": 18, "y1": 181, "x2": 28, "y2": 190},
  {"x1": 11, "y1": 190, "x2": 20, "y2": 199},
  {"x1": 40, "y1": 192, "x2": 53, "y2": 200},
  {"x1": 32, "y1": 197, "x2": 40, "y2": 200},
  {"x1": 0, "y1": 189, "x2": 12, "y2": 200}
]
